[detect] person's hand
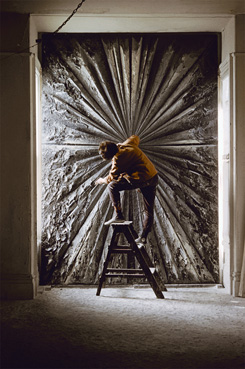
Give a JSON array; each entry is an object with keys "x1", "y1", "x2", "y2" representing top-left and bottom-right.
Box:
[{"x1": 95, "y1": 177, "x2": 107, "y2": 185}]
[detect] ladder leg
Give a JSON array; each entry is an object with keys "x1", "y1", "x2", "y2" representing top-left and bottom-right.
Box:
[
  {"x1": 129, "y1": 223, "x2": 138, "y2": 239},
  {"x1": 123, "y1": 227, "x2": 164, "y2": 299},
  {"x1": 138, "y1": 243, "x2": 167, "y2": 292},
  {"x1": 96, "y1": 230, "x2": 119, "y2": 296},
  {"x1": 96, "y1": 280, "x2": 104, "y2": 296},
  {"x1": 97, "y1": 222, "x2": 165, "y2": 299}
]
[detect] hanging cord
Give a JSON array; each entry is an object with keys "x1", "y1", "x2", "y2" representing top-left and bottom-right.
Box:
[
  {"x1": 52, "y1": 0, "x2": 86, "y2": 35},
  {"x1": 0, "y1": 0, "x2": 86, "y2": 61}
]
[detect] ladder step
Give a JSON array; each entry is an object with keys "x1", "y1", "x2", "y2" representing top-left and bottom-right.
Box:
[
  {"x1": 114, "y1": 244, "x2": 130, "y2": 248},
  {"x1": 111, "y1": 247, "x2": 132, "y2": 253},
  {"x1": 105, "y1": 273, "x2": 146, "y2": 278},
  {"x1": 107, "y1": 268, "x2": 143, "y2": 273},
  {"x1": 105, "y1": 268, "x2": 145, "y2": 278},
  {"x1": 111, "y1": 220, "x2": 133, "y2": 225}
]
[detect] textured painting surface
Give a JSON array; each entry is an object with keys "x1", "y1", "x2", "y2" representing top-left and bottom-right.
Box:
[{"x1": 41, "y1": 33, "x2": 219, "y2": 285}]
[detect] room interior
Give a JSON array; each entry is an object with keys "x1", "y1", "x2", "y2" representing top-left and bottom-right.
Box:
[{"x1": 1, "y1": 2, "x2": 245, "y2": 369}]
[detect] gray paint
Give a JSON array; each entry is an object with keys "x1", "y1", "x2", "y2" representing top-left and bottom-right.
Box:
[{"x1": 41, "y1": 33, "x2": 218, "y2": 285}]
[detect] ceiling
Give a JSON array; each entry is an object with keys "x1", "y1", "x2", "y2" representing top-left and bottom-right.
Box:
[{"x1": 1, "y1": 0, "x2": 245, "y2": 15}]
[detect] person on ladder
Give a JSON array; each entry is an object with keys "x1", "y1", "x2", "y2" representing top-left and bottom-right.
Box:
[{"x1": 95, "y1": 135, "x2": 158, "y2": 244}]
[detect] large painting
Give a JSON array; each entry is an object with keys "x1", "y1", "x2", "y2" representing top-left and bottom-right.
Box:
[{"x1": 41, "y1": 33, "x2": 219, "y2": 285}]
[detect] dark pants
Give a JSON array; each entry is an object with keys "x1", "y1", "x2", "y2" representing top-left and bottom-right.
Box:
[{"x1": 107, "y1": 174, "x2": 158, "y2": 238}]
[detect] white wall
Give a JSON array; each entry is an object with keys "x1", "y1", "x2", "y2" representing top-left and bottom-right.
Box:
[
  {"x1": 0, "y1": 51, "x2": 38, "y2": 298},
  {"x1": 220, "y1": 15, "x2": 245, "y2": 296}
]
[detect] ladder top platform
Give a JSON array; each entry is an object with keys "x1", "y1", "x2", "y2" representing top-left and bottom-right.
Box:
[{"x1": 105, "y1": 220, "x2": 133, "y2": 225}]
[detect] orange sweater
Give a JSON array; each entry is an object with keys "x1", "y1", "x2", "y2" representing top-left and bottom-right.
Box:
[{"x1": 106, "y1": 135, "x2": 158, "y2": 184}]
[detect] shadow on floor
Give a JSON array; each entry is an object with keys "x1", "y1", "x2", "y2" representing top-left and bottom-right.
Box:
[{"x1": 1, "y1": 286, "x2": 245, "y2": 369}]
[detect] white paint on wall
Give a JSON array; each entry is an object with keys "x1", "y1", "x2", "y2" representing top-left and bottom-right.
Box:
[{"x1": 31, "y1": 14, "x2": 231, "y2": 34}]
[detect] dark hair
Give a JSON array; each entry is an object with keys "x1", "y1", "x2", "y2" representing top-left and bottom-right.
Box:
[{"x1": 99, "y1": 141, "x2": 118, "y2": 160}]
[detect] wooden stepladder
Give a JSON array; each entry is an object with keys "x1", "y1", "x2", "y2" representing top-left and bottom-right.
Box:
[{"x1": 96, "y1": 221, "x2": 166, "y2": 299}]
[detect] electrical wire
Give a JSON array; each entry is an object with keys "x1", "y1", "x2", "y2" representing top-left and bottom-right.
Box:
[{"x1": 0, "y1": 0, "x2": 86, "y2": 62}]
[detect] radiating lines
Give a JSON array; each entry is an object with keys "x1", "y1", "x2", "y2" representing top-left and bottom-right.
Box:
[{"x1": 41, "y1": 33, "x2": 218, "y2": 285}]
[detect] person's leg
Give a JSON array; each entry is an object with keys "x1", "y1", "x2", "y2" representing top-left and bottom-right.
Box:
[
  {"x1": 105, "y1": 175, "x2": 158, "y2": 231},
  {"x1": 138, "y1": 175, "x2": 158, "y2": 241},
  {"x1": 105, "y1": 179, "x2": 134, "y2": 224}
]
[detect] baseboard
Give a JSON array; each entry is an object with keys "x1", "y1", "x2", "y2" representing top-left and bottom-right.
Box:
[{"x1": 0, "y1": 273, "x2": 38, "y2": 300}]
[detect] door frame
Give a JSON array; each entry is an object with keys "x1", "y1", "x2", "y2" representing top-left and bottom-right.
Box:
[{"x1": 30, "y1": 13, "x2": 240, "y2": 295}]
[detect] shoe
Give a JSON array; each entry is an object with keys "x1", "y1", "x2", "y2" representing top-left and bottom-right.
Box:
[
  {"x1": 135, "y1": 237, "x2": 146, "y2": 244},
  {"x1": 104, "y1": 216, "x2": 125, "y2": 226}
]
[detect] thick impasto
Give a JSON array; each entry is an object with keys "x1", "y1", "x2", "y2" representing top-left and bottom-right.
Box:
[{"x1": 41, "y1": 33, "x2": 219, "y2": 285}]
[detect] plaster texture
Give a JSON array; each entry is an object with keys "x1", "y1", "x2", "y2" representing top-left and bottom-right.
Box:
[{"x1": 41, "y1": 33, "x2": 219, "y2": 287}]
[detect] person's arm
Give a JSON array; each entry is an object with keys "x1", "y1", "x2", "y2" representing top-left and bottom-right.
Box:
[
  {"x1": 105, "y1": 155, "x2": 124, "y2": 183},
  {"x1": 95, "y1": 156, "x2": 120, "y2": 185},
  {"x1": 95, "y1": 136, "x2": 138, "y2": 185},
  {"x1": 95, "y1": 177, "x2": 108, "y2": 185},
  {"x1": 95, "y1": 152, "x2": 127, "y2": 185}
]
